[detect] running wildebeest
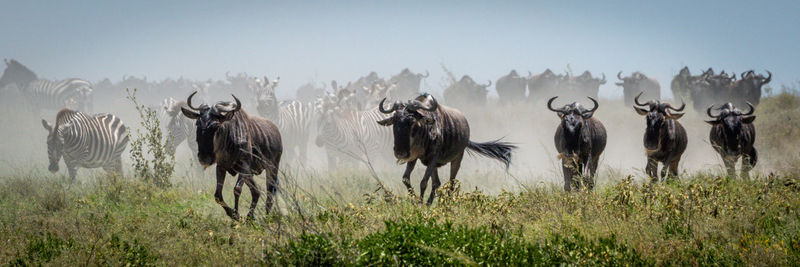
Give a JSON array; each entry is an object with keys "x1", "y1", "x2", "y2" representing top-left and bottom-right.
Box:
[
  {"x1": 181, "y1": 92, "x2": 282, "y2": 220},
  {"x1": 377, "y1": 93, "x2": 516, "y2": 205},
  {"x1": 706, "y1": 102, "x2": 757, "y2": 179},
  {"x1": 616, "y1": 71, "x2": 661, "y2": 106},
  {"x1": 548, "y1": 96, "x2": 607, "y2": 192},
  {"x1": 632, "y1": 92, "x2": 687, "y2": 182}
]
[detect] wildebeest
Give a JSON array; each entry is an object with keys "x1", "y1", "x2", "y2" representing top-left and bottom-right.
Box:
[
  {"x1": 706, "y1": 102, "x2": 757, "y2": 179},
  {"x1": 495, "y1": 70, "x2": 527, "y2": 104},
  {"x1": 377, "y1": 94, "x2": 516, "y2": 205},
  {"x1": 632, "y1": 92, "x2": 687, "y2": 182},
  {"x1": 443, "y1": 75, "x2": 491, "y2": 108},
  {"x1": 732, "y1": 70, "x2": 770, "y2": 107},
  {"x1": 387, "y1": 68, "x2": 429, "y2": 100},
  {"x1": 670, "y1": 66, "x2": 693, "y2": 100},
  {"x1": 527, "y1": 69, "x2": 562, "y2": 102},
  {"x1": 547, "y1": 96, "x2": 607, "y2": 192},
  {"x1": 616, "y1": 71, "x2": 661, "y2": 106},
  {"x1": 570, "y1": 71, "x2": 606, "y2": 100},
  {"x1": 181, "y1": 92, "x2": 282, "y2": 220}
]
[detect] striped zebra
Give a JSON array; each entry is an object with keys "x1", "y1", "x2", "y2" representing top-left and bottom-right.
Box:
[
  {"x1": 41, "y1": 109, "x2": 129, "y2": 180},
  {"x1": 1, "y1": 59, "x2": 94, "y2": 113},
  {"x1": 315, "y1": 103, "x2": 393, "y2": 170},
  {"x1": 160, "y1": 98, "x2": 199, "y2": 162},
  {"x1": 250, "y1": 76, "x2": 314, "y2": 162}
]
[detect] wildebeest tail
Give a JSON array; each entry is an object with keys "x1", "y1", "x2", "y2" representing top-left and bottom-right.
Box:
[{"x1": 467, "y1": 139, "x2": 517, "y2": 169}]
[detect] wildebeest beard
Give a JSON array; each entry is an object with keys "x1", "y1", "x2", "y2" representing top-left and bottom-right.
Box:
[
  {"x1": 561, "y1": 117, "x2": 586, "y2": 154},
  {"x1": 722, "y1": 116, "x2": 743, "y2": 152}
]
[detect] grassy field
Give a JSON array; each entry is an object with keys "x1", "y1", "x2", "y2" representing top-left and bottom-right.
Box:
[{"x1": 2, "y1": 91, "x2": 800, "y2": 266}]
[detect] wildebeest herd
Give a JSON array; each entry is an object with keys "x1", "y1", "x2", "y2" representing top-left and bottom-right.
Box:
[{"x1": 0, "y1": 59, "x2": 769, "y2": 219}]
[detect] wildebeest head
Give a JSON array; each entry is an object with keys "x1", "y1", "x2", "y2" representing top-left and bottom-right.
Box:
[
  {"x1": 740, "y1": 70, "x2": 771, "y2": 88},
  {"x1": 181, "y1": 91, "x2": 242, "y2": 167},
  {"x1": 678, "y1": 67, "x2": 691, "y2": 77},
  {"x1": 633, "y1": 92, "x2": 685, "y2": 150},
  {"x1": 547, "y1": 96, "x2": 599, "y2": 136},
  {"x1": 706, "y1": 102, "x2": 755, "y2": 151},
  {"x1": 0, "y1": 59, "x2": 38, "y2": 89},
  {"x1": 41, "y1": 119, "x2": 72, "y2": 173},
  {"x1": 377, "y1": 94, "x2": 439, "y2": 162}
]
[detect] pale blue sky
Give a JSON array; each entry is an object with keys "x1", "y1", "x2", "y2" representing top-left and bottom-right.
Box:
[{"x1": 1, "y1": 0, "x2": 798, "y2": 98}]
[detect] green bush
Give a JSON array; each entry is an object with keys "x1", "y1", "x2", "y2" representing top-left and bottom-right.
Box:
[{"x1": 126, "y1": 88, "x2": 174, "y2": 188}]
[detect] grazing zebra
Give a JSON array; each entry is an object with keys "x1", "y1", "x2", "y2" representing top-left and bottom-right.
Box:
[
  {"x1": 41, "y1": 109, "x2": 129, "y2": 180},
  {"x1": 250, "y1": 76, "x2": 314, "y2": 162},
  {"x1": 315, "y1": 101, "x2": 393, "y2": 170},
  {"x1": 1, "y1": 59, "x2": 93, "y2": 113}
]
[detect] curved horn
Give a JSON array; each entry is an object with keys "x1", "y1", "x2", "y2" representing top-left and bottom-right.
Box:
[
  {"x1": 585, "y1": 97, "x2": 599, "y2": 113},
  {"x1": 422, "y1": 70, "x2": 430, "y2": 78},
  {"x1": 706, "y1": 105, "x2": 720, "y2": 118},
  {"x1": 186, "y1": 91, "x2": 199, "y2": 110},
  {"x1": 546, "y1": 96, "x2": 561, "y2": 112},
  {"x1": 231, "y1": 94, "x2": 242, "y2": 112},
  {"x1": 741, "y1": 71, "x2": 748, "y2": 78},
  {"x1": 411, "y1": 96, "x2": 438, "y2": 111},
  {"x1": 617, "y1": 71, "x2": 624, "y2": 80},
  {"x1": 600, "y1": 73, "x2": 606, "y2": 82},
  {"x1": 485, "y1": 80, "x2": 492, "y2": 87},
  {"x1": 378, "y1": 98, "x2": 395, "y2": 114},
  {"x1": 633, "y1": 91, "x2": 648, "y2": 106},
  {"x1": 666, "y1": 99, "x2": 686, "y2": 112},
  {"x1": 743, "y1": 102, "x2": 755, "y2": 115},
  {"x1": 764, "y1": 70, "x2": 772, "y2": 83}
]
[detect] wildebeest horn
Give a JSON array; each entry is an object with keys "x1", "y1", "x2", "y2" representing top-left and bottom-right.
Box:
[
  {"x1": 410, "y1": 96, "x2": 438, "y2": 111},
  {"x1": 599, "y1": 73, "x2": 606, "y2": 83},
  {"x1": 666, "y1": 99, "x2": 686, "y2": 112},
  {"x1": 485, "y1": 80, "x2": 492, "y2": 87},
  {"x1": 743, "y1": 102, "x2": 755, "y2": 115},
  {"x1": 186, "y1": 91, "x2": 200, "y2": 110},
  {"x1": 546, "y1": 96, "x2": 561, "y2": 112},
  {"x1": 741, "y1": 71, "x2": 748, "y2": 78},
  {"x1": 764, "y1": 71, "x2": 772, "y2": 83},
  {"x1": 617, "y1": 71, "x2": 624, "y2": 80},
  {"x1": 422, "y1": 70, "x2": 430, "y2": 78},
  {"x1": 585, "y1": 97, "x2": 599, "y2": 113},
  {"x1": 706, "y1": 105, "x2": 720, "y2": 118},
  {"x1": 219, "y1": 94, "x2": 242, "y2": 112},
  {"x1": 633, "y1": 91, "x2": 649, "y2": 107},
  {"x1": 378, "y1": 98, "x2": 396, "y2": 114}
]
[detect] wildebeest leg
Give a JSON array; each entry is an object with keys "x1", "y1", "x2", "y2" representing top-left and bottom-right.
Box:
[
  {"x1": 426, "y1": 169, "x2": 441, "y2": 205},
  {"x1": 723, "y1": 156, "x2": 736, "y2": 178},
  {"x1": 402, "y1": 160, "x2": 417, "y2": 195},
  {"x1": 243, "y1": 175, "x2": 261, "y2": 220},
  {"x1": 233, "y1": 175, "x2": 245, "y2": 220},
  {"x1": 561, "y1": 159, "x2": 573, "y2": 192},
  {"x1": 215, "y1": 168, "x2": 237, "y2": 220},
  {"x1": 742, "y1": 148, "x2": 758, "y2": 179},
  {"x1": 667, "y1": 159, "x2": 680, "y2": 181},
  {"x1": 448, "y1": 153, "x2": 464, "y2": 191},
  {"x1": 265, "y1": 163, "x2": 280, "y2": 214},
  {"x1": 586, "y1": 156, "x2": 599, "y2": 191},
  {"x1": 419, "y1": 161, "x2": 438, "y2": 204},
  {"x1": 645, "y1": 158, "x2": 658, "y2": 182}
]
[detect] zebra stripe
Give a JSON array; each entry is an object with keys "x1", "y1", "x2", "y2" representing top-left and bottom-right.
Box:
[
  {"x1": 317, "y1": 107, "x2": 392, "y2": 163},
  {"x1": 259, "y1": 99, "x2": 314, "y2": 161},
  {"x1": 45, "y1": 109, "x2": 128, "y2": 179},
  {"x1": 24, "y1": 78, "x2": 93, "y2": 112}
]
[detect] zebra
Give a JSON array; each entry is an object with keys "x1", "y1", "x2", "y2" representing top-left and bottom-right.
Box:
[
  {"x1": 250, "y1": 76, "x2": 314, "y2": 163},
  {"x1": 1, "y1": 59, "x2": 94, "y2": 113},
  {"x1": 314, "y1": 95, "x2": 393, "y2": 170},
  {"x1": 160, "y1": 97, "x2": 199, "y2": 161},
  {"x1": 41, "y1": 109, "x2": 129, "y2": 180}
]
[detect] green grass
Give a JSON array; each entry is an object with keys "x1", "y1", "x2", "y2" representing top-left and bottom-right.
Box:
[
  {"x1": 2, "y1": 90, "x2": 800, "y2": 265},
  {"x1": 1, "y1": 173, "x2": 799, "y2": 266}
]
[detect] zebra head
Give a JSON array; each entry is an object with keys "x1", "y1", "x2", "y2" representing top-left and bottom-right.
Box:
[
  {"x1": 161, "y1": 97, "x2": 191, "y2": 155},
  {"x1": 249, "y1": 76, "x2": 280, "y2": 118},
  {"x1": 180, "y1": 91, "x2": 242, "y2": 167},
  {"x1": 41, "y1": 119, "x2": 71, "y2": 172}
]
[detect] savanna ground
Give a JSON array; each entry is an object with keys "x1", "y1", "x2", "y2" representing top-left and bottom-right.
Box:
[{"x1": 2, "y1": 87, "x2": 800, "y2": 266}]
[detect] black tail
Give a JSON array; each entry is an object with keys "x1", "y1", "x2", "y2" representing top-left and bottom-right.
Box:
[{"x1": 467, "y1": 139, "x2": 517, "y2": 169}]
